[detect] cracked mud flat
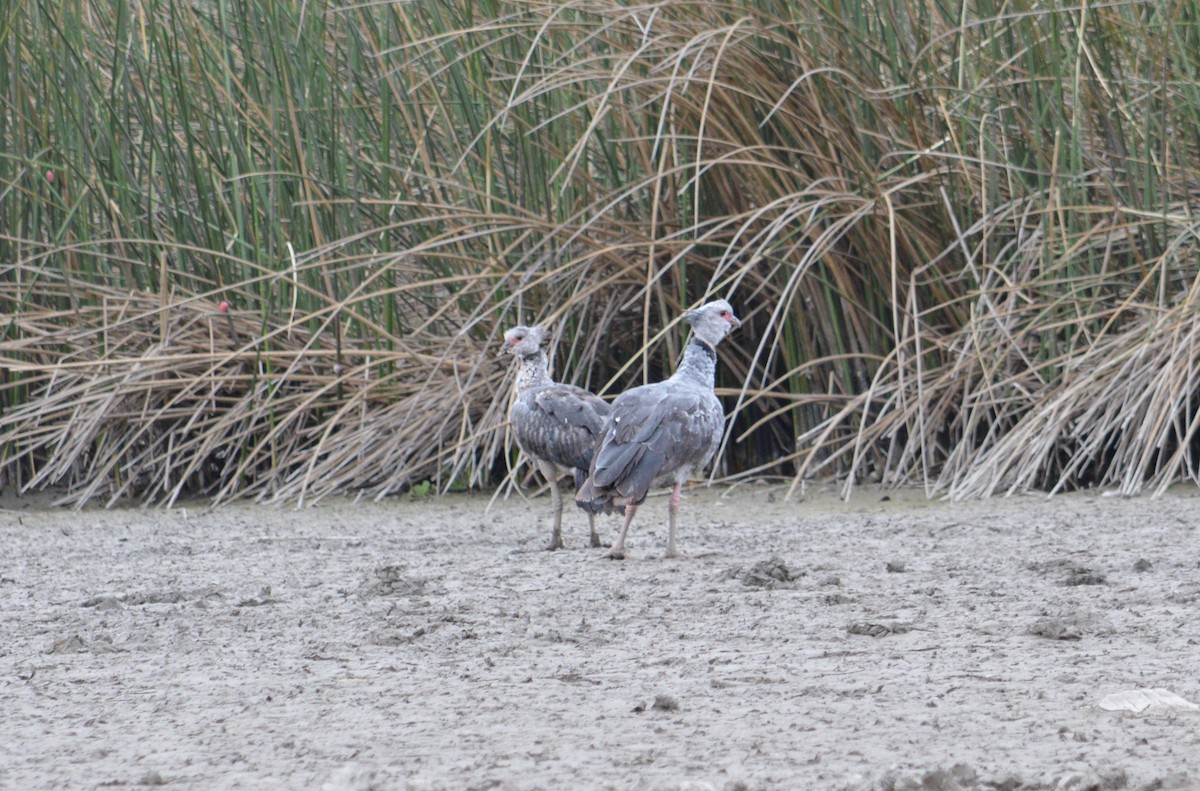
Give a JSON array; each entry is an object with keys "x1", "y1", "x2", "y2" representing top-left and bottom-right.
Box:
[{"x1": 2, "y1": 483, "x2": 1198, "y2": 790}]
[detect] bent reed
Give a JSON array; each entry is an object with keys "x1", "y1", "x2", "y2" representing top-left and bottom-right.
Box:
[{"x1": 3, "y1": 0, "x2": 1199, "y2": 506}]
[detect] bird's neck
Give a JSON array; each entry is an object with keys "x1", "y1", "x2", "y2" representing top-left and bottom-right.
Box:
[
  {"x1": 515, "y1": 350, "x2": 554, "y2": 392},
  {"x1": 673, "y1": 337, "x2": 718, "y2": 386}
]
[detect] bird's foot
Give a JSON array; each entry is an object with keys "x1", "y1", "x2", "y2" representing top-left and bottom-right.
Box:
[
  {"x1": 662, "y1": 548, "x2": 691, "y2": 560},
  {"x1": 589, "y1": 534, "x2": 610, "y2": 549},
  {"x1": 544, "y1": 537, "x2": 565, "y2": 551},
  {"x1": 601, "y1": 546, "x2": 626, "y2": 561}
]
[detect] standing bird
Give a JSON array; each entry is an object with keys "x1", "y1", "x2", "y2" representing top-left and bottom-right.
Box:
[
  {"x1": 576, "y1": 299, "x2": 741, "y2": 559},
  {"x1": 504, "y1": 325, "x2": 612, "y2": 550}
]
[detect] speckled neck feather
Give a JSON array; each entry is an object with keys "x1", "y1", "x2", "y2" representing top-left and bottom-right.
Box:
[
  {"x1": 673, "y1": 338, "x2": 717, "y2": 386},
  {"x1": 515, "y1": 350, "x2": 553, "y2": 392}
]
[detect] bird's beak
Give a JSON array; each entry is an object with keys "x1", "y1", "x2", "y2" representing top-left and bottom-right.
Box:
[{"x1": 728, "y1": 314, "x2": 742, "y2": 328}]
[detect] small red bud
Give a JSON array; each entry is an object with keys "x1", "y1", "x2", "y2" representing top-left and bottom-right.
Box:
[
  {"x1": 46, "y1": 170, "x2": 55, "y2": 183},
  {"x1": 219, "y1": 301, "x2": 229, "y2": 313}
]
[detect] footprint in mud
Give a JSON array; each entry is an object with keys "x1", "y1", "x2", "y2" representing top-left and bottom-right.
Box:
[
  {"x1": 865, "y1": 762, "x2": 980, "y2": 791},
  {"x1": 722, "y1": 556, "x2": 802, "y2": 589},
  {"x1": 81, "y1": 587, "x2": 223, "y2": 608},
  {"x1": 358, "y1": 564, "x2": 431, "y2": 598},
  {"x1": 45, "y1": 634, "x2": 125, "y2": 654},
  {"x1": 1027, "y1": 611, "x2": 1114, "y2": 640},
  {"x1": 632, "y1": 694, "x2": 680, "y2": 713},
  {"x1": 1027, "y1": 559, "x2": 1106, "y2": 586},
  {"x1": 236, "y1": 585, "x2": 282, "y2": 607},
  {"x1": 47, "y1": 634, "x2": 87, "y2": 654},
  {"x1": 847, "y1": 621, "x2": 914, "y2": 637}
]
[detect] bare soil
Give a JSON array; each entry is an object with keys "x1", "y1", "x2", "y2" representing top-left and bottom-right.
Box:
[{"x1": 2, "y1": 483, "x2": 1198, "y2": 790}]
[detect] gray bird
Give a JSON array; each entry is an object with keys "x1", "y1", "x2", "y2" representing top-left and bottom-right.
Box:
[
  {"x1": 575, "y1": 299, "x2": 741, "y2": 559},
  {"x1": 503, "y1": 325, "x2": 612, "y2": 550}
]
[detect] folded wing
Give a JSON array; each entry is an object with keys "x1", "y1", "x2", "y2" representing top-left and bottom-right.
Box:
[
  {"x1": 585, "y1": 384, "x2": 722, "y2": 507},
  {"x1": 512, "y1": 383, "x2": 610, "y2": 472}
]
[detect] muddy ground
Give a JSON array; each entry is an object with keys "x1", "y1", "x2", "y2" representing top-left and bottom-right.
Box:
[{"x1": 1, "y1": 482, "x2": 1198, "y2": 790}]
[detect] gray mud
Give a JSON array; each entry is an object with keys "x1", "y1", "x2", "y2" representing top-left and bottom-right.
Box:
[{"x1": 1, "y1": 483, "x2": 1198, "y2": 790}]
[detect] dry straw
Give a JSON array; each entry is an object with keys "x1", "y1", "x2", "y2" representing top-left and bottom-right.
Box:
[{"x1": 3, "y1": 0, "x2": 1200, "y2": 507}]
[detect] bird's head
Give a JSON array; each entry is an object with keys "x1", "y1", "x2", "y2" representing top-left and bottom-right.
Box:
[
  {"x1": 685, "y1": 299, "x2": 741, "y2": 346},
  {"x1": 502, "y1": 325, "x2": 548, "y2": 359}
]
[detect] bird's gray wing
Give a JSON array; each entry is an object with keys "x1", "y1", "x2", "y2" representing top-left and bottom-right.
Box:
[
  {"x1": 590, "y1": 384, "x2": 723, "y2": 503},
  {"x1": 513, "y1": 385, "x2": 610, "y2": 471}
]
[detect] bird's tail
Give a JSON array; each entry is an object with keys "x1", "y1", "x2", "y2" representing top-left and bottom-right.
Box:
[{"x1": 574, "y1": 468, "x2": 618, "y2": 514}]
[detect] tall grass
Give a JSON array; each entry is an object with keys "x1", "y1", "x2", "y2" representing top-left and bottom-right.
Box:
[{"x1": 2, "y1": 0, "x2": 1199, "y2": 506}]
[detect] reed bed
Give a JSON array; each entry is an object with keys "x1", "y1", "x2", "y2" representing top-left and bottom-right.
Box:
[{"x1": 2, "y1": 0, "x2": 1200, "y2": 507}]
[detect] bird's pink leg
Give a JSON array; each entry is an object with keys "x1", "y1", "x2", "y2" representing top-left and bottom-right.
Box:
[
  {"x1": 663, "y1": 482, "x2": 688, "y2": 559},
  {"x1": 545, "y1": 478, "x2": 565, "y2": 551},
  {"x1": 605, "y1": 504, "x2": 637, "y2": 560},
  {"x1": 587, "y1": 512, "x2": 603, "y2": 548}
]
